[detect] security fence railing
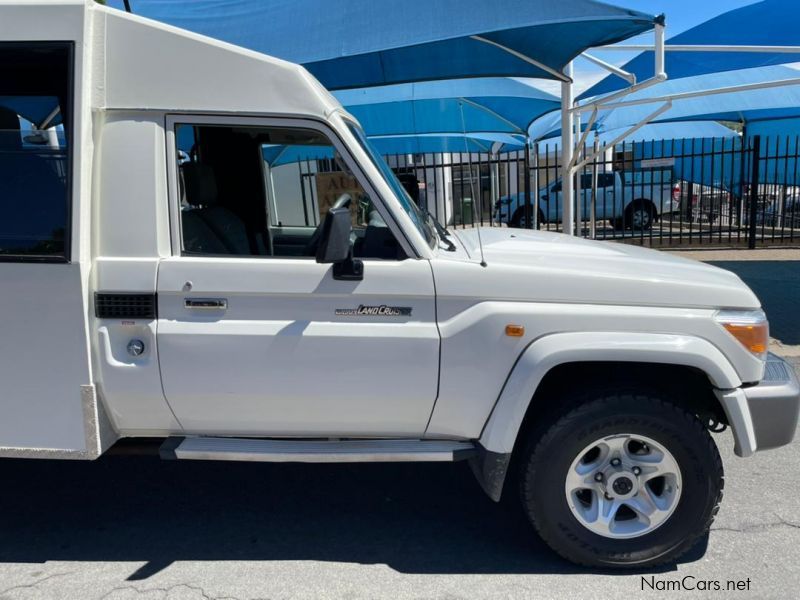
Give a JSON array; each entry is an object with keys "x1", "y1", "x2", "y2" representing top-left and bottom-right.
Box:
[{"x1": 382, "y1": 134, "x2": 800, "y2": 248}]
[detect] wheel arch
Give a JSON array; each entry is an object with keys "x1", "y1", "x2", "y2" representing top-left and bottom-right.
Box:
[{"x1": 470, "y1": 332, "x2": 741, "y2": 501}]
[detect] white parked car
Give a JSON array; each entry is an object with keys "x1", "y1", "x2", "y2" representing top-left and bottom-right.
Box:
[
  {"x1": 496, "y1": 170, "x2": 681, "y2": 230},
  {"x1": 1, "y1": 1, "x2": 798, "y2": 570}
]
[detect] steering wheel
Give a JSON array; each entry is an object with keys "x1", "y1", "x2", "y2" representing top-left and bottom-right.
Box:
[{"x1": 304, "y1": 193, "x2": 352, "y2": 256}]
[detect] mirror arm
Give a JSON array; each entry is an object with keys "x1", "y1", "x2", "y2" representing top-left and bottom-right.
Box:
[{"x1": 332, "y1": 249, "x2": 364, "y2": 281}]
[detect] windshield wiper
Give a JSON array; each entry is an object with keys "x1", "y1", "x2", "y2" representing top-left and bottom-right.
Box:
[{"x1": 424, "y1": 209, "x2": 456, "y2": 251}]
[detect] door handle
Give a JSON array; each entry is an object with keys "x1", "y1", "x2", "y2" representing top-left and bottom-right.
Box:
[{"x1": 184, "y1": 298, "x2": 228, "y2": 310}]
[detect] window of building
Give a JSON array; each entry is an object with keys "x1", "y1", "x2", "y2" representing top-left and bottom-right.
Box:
[
  {"x1": 0, "y1": 43, "x2": 72, "y2": 260},
  {"x1": 176, "y1": 123, "x2": 404, "y2": 260}
]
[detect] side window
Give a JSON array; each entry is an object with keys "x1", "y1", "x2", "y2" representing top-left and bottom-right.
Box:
[
  {"x1": 625, "y1": 168, "x2": 673, "y2": 186},
  {"x1": 555, "y1": 173, "x2": 613, "y2": 192},
  {"x1": 175, "y1": 123, "x2": 403, "y2": 260},
  {"x1": 598, "y1": 173, "x2": 616, "y2": 188},
  {"x1": 0, "y1": 43, "x2": 72, "y2": 260}
]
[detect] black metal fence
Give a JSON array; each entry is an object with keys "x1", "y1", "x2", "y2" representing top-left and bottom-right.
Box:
[{"x1": 384, "y1": 134, "x2": 800, "y2": 248}]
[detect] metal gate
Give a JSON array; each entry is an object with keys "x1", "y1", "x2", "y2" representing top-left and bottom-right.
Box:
[{"x1": 382, "y1": 134, "x2": 800, "y2": 248}]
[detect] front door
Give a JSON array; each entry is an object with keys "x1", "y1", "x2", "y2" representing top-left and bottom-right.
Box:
[{"x1": 156, "y1": 117, "x2": 439, "y2": 436}]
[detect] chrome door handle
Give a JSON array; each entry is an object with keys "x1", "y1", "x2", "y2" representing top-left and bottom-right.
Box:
[{"x1": 184, "y1": 298, "x2": 228, "y2": 310}]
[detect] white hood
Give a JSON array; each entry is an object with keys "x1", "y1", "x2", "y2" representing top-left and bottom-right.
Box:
[{"x1": 437, "y1": 227, "x2": 760, "y2": 310}]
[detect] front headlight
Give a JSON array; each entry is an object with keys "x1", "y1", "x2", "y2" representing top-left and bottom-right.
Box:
[{"x1": 715, "y1": 309, "x2": 769, "y2": 360}]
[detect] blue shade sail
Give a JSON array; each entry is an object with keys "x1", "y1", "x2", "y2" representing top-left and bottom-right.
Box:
[
  {"x1": 580, "y1": 64, "x2": 800, "y2": 132},
  {"x1": 584, "y1": 0, "x2": 800, "y2": 98},
  {"x1": 116, "y1": 0, "x2": 655, "y2": 89},
  {"x1": 536, "y1": 121, "x2": 737, "y2": 146},
  {"x1": 366, "y1": 133, "x2": 525, "y2": 155},
  {"x1": 0, "y1": 96, "x2": 62, "y2": 127},
  {"x1": 569, "y1": 0, "x2": 800, "y2": 149},
  {"x1": 336, "y1": 78, "x2": 559, "y2": 139}
]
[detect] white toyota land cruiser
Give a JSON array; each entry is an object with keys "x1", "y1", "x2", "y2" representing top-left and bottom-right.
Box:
[{"x1": 1, "y1": 1, "x2": 798, "y2": 569}]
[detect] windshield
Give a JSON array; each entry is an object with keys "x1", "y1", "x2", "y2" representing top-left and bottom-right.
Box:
[{"x1": 346, "y1": 122, "x2": 436, "y2": 248}]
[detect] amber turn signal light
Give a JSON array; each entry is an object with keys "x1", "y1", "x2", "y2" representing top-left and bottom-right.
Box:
[
  {"x1": 722, "y1": 323, "x2": 768, "y2": 356},
  {"x1": 505, "y1": 324, "x2": 525, "y2": 337},
  {"x1": 715, "y1": 310, "x2": 769, "y2": 360}
]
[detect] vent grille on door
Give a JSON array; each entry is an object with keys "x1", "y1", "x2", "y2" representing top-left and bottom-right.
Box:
[{"x1": 95, "y1": 293, "x2": 157, "y2": 319}]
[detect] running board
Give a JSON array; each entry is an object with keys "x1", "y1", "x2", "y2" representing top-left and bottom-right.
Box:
[{"x1": 160, "y1": 437, "x2": 476, "y2": 463}]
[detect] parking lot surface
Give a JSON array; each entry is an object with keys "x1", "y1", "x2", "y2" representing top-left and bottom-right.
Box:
[{"x1": 0, "y1": 414, "x2": 798, "y2": 600}]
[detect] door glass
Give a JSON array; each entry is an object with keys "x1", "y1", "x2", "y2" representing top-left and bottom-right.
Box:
[{"x1": 175, "y1": 123, "x2": 403, "y2": 259}]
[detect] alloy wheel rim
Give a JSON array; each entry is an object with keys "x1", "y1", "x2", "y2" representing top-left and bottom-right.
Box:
[
  {"x1": 633, "y1": 209, "x2": 650, "y2": 229},
  {"x1": 564, "y1": 433, "x2": 682, "y2": 539}
]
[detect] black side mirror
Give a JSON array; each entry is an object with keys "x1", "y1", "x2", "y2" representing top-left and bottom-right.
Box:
[{"x1": 315, "y1": 206, "x2": 364, "y2": 281}]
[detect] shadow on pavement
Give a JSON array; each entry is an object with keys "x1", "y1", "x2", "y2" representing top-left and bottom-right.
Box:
[
  {"x1": 710, "y1": 260, "x2": 800, "y2": 345},
  {"x1": 0, "y1": 456, "x2": 706, "y2": 579}
]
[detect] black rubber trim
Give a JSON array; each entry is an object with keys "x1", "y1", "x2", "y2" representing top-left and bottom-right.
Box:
[{"x1": 468, "y1": 445, "x2": 511, "y2": 502}]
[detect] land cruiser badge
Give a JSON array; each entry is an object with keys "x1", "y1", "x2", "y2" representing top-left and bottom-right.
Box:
[{"x1": 335, "y1": 305, "x2": 412, "y2": 317}]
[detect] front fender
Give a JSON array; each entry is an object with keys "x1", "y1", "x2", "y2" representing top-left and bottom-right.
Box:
[{"x1": 478, "y1": 331, "x2": 742, "y2": 455}]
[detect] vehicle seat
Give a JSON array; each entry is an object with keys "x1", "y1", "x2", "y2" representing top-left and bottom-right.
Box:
[
  {"x1": 181, "y1": 162, "x2": 261, "y2": 255},
  {"x1": 180, "y1": 211, "x2": 230, "y2": 255},
  {"x1": 358, "y1": 209, "x2": 401, "y2": 259}
]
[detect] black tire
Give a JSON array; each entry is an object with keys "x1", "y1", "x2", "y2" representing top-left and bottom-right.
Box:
[
  {"x1": 624, "y1": 200, "x2": 655, "y2": 231},
  {"x1": 510, "y1": 207, "x2": 544, "y2": 229},
  {"x1": 519, "y1": 393, "x2": 723, "y2": 568}
]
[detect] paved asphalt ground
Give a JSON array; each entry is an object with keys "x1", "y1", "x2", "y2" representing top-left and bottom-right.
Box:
[{"x1": 0, "y1": 252, "x2": 798, "y2": 600}]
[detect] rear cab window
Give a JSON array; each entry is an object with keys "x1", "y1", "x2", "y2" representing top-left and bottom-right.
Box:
[{"x1": 0, "y1": 42, "x2": 72, "y2": 260}]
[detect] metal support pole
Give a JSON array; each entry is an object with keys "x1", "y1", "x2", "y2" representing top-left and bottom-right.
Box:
[
  {"x1": 737, "y1": 123, "x2": 748, "y2": 229},
  {"x1": 748, "y1": 135, "x2": 761, "y2": 249},
  {"x1": 574, "y1": 111, "x2": 582, "y2": 235},
  {"x1": 533, "y1": 142, "x2": 540, "y2": 229},
  {"x1": 523, "y1": 141, "x2": 532, "y2": 228},
  {"x1": 590, "y1": 137, "x2": 600, "y2": 239},
  {"x1": 561, "y1": 61, "x2": 574, "y2": 235},
  {"x1": 490, "y1": 153, "x2": 499, "y2": 222}
]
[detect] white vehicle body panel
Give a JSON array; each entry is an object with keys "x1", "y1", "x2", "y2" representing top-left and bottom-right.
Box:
[
  {"x1": 0, "y1": 264, "x2": 92, "y2": 451},
  {"x1": 478, "y1": 331, "x2": 742, "y2": 454},
  {"x1": 0, "y1": 1, "x2": 790, "y2": 468},
  {"x1": 443, "y1": 227, "x2": 761, "y2": 311},
  {"x1": 156, "y1": 256, "x2": 438, "y2": 435}
]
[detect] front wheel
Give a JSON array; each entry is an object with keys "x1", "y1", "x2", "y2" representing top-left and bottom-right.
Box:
[{"x1": 519, "y1": 393, "x2": 723, "y2": 568}]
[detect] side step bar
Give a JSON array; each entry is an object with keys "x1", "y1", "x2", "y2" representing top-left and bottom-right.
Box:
[{"x1": 160, "y1": 437, "x2": 475, "y2": 463}]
